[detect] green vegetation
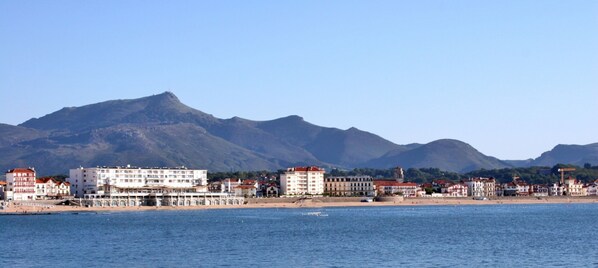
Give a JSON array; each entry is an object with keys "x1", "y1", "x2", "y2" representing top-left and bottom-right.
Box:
[{"x1": 209, "y1": 164, "x2": 598, "y2": 185}]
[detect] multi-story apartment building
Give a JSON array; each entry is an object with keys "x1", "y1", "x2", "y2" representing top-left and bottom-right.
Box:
[
  {"x1": 5, "y1": 168, "x2": 36, "y2": 200},
  {"x1": 464, "y1": 178, "x2": 495, "y2": 197},
  {"x1": 324, "y1": 176, "x2": 375, "y2": 197},
  {"x1": 280, "y1": 166, "x2": 325, "y2": 195},
  {"x1": 68, "y1": 165, "x2": 208, "y2": 198}
]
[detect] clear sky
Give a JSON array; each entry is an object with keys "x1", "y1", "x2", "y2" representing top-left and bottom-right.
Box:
[{"x1": 1, "y1": 1, "x2": 597, "y2": 160}]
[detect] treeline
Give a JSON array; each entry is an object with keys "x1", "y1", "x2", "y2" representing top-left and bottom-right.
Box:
[
  {"x1": 465, "y1": 164, "x2": 598, "y2": 184},
  {"x1": 206, "y1": 164, "x2": 598, "y2": 185}
]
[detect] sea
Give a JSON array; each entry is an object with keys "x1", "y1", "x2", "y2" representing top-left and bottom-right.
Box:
[{"x1": 1, "y1": 204, "x2": 597, "y2": 267}]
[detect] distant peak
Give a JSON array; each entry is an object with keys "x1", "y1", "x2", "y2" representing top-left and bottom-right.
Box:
[
  {"x1": 150, "y1": 91, "x2": 180, "y2": 103},
  {"x1": 283, "y1": 115, "x2": 304, "y2": 121}
]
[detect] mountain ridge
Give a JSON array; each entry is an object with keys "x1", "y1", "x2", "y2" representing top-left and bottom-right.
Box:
[{"x1": 1, "y1": 92, "x2": 596, "y2": 176}]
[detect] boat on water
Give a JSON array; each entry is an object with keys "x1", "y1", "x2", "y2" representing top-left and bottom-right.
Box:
[{"x1": 304, "y1": 211, "x2": 328, "y2": 217}]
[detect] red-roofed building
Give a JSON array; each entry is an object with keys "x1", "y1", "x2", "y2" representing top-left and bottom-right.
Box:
[
  {"x1": 5, "y1": 168, "x2": 36, "y2": 200},
  {"x1": 445, "y1": 183, "x2": 468, "y2": 197},
  {"x1": 234, "y1": 184, "x2": 257, "y2": 198},
  {"x1": 35, "y1": 178, "x2": 71, "y2": 199},
  {"x1": 374, "y1": 180, "x2": 420, "y2": 197},
  {"x1": 281, "y1": 166, "x2": 325, "y2": 195}
]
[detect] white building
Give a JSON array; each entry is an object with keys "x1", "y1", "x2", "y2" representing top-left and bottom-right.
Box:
[
  {"x1": 68, "y1": 165, "x2": 208, "y2": 198},
  {"x1": 445, "y1": 183, "x2": 468, "y2": 197},
  {"x1": 35, "y1": 178, "x2": 71, "y2": 199},
  {"x1": 563, "y1": 177, "x2": 584, "y2": 196},
  {"x1": 464, "y1": 178, "x2": 495, "y2": 197},
  {"x1": 5, "y1": 168, "x2": 36, "y2": 201},
  {"x1": 280, "y1": 166, "x2": 325, "y2": 195},
  {"x1": 325, "y1": 176, "x2": 375, "y2": 197}
]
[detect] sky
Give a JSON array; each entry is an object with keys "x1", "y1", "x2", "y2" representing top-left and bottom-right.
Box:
[{"x1": 1, "y1": 1, "x2": 597, "y2": 160}]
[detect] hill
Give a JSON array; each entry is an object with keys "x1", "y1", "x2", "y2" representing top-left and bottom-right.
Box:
[
  {"x1": 365, "y1": 139, "x2": 510, "y2": 173},
  {"x1": 2, "y1": 92, "x2": 595, "y2": 175}
]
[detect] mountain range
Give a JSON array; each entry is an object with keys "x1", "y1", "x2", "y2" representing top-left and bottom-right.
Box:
[{"x1": 1, "y1": 92, "x2": 597, "y2": 176}]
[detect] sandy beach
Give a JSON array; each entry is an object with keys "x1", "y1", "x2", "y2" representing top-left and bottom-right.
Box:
[{"x1": 2, "y1": 196, "x2": 598, "y2": 215}]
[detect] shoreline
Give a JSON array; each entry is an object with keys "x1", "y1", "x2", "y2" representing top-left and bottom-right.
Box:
[{"x1": 2, "y1": 196, "x2": 598, "y2": 215}]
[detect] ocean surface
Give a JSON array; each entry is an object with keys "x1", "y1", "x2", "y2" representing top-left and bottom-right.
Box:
[{"x1": 1, "y1": 204, "x2": 598, "y2": 267}]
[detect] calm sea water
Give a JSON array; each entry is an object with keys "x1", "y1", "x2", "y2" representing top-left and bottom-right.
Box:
[{"x1": 1, "y1": 204, "x2": 598, "y2": 267}]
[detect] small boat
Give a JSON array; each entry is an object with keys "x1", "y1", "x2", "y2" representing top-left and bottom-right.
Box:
[{"x1": 304, "y1": 211, "x2": 329, "y2": 217}]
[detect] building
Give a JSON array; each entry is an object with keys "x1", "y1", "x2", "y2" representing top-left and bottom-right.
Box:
[
  {"x1": 223, "y1": 178, "x2": 241, "y2": 193},
  {"x1": 549, "y1": 183, "x2": 564, "y2": 196},
  {"x1": 5, "y1": 168, "x2": 36, "y2": 201},
  {"x1": 586, "y1": 181, "x2": 598, "y2": 196},
  {"x1": 233, "y1": 180, "x2": 258, "y2": 197},
  {"x1": 445, "y1": 183, "x2": 468, "y2": 197},
  {"x1": 68, "y1": 165, "x2": 208, "y2": 198},
  {"x1": 280, "y1": 166, "x2": 325, "y2": 195},
  {"x1": 531, "y1": 185, "x2": 549, "y2": 197},
  {"x1": 35, "y1": 178, "x2": 71, "y2": 199},
  {"x1": 325, "y1": 176, "x2": 375, "y2": 197},
  {"x1": 563, "y1": 177, "x2": 584, "y2": 196},
  {"x1": 464, "y1": 178, "x2": 495, "y2": 197},
  {"x1": 374, "y1": 180, "x2": 420, "y2": 197},
  {"x1": 263, "y1": 183, "x2": 279, "y2": 197},
  {"x1": 0, "y1": 181, "x2": 6, "y2": 200},
  {"x1": 64, "y1": 165, "x2": 244, "y2": 207},
  {"x1": 393, "y1": 167, "x2": 405, "y2": 183}
]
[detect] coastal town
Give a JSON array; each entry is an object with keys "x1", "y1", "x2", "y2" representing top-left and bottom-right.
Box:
[{"x1": 1, "y1": 164, "x2": 598, "y2": 213}]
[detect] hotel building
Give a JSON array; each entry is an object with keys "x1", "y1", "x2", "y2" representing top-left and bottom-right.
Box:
[
  {"x1": 325, "y1": 176, "x2": 375, "y2": 197},
  {"x1": 280, "y1": 166, "x2": 325, "y2": 195},
  {"x1": 5, "y1": 168, "x2": 36, "y2": 200},
  {"x1": 67, "y1": 166, "x2": 242, "y2": 207}
]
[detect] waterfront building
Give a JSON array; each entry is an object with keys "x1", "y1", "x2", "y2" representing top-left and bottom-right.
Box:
[
  {"x1": 68, "y1": 165, "x2": 208, "y2": 198},
  {"x1": 0, "y1": 181, "x2": 6, "y2": 200},
  {"x1": 324, "y1": 176, "x2": 375, "y2": 197},
  {"x1": 65, "y1": 166, "x2": 240, "y2": 207},
  {"x1": 445, "y1": 183, "x2": 468, "y2": 197},
  {"x1": 208, "y1": 181, "x2": 224, "y2": 193},
  {"x1": 5, "y1": 168, "x2": 36, "y2": 200},
  {"x1": 495, "y1": 184, "x2": 504, "y2": 196},
  {"x1": 233, "y1": 180, "x2": 258, "y2": 197},
  {"x1": 223, "y1": 178, "x2": 241, "y2": 193},
  {"x1": 563, "y1": 177, "x2": 584, "y2": 196},
  {"x1": 234, "y1": 185, "x2": 257, "y2": 197},
  {"x1": 280, "y1": 166, "x2": 325, "y2": 196},
  {"x1": 263, "y1": 183, "x2": 279, "y2": 197},
  {"x1": 432, "y1": 180, "x2": 451, "y2": 193},
  {"x1": 586, "y1": 182, "x2": 598, "y2": 196},
  {"x1": 374, "y1": 180, "x2": 419, "y2": 197},
  {"x1": 464, "y1": 178, "x2": 495, "y2": 197},
  {"x1": 35, "y1": 178, "x2": 71, "y2": 199},
  {"x1": 549, "y1": 183, "x2": 564, "y2": 196},
  {"x1": 531, "y1": 185, "x2": 549, "y2": 197}
]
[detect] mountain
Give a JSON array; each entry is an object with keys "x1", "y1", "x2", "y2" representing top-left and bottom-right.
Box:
[
  {"x1": 3, "y1": 92, "x2": 594, "y2": 176},
  {"x1": 529, "y1": 143, "x2": 598, "y2": 167},
  {"x1": 1, "y1": 92, "x2": 406, "y2": 175},
  {"x1": 365, "y1": 139, "x2": 510, "y2": 173}
]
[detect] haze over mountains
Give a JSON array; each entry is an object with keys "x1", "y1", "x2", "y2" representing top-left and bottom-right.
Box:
[{"x1": 1, "y1": 92, "x2": 596, "y2": 176}]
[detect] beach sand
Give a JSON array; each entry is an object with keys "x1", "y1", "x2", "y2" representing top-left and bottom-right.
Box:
[{"x1": 2, "y1": 196, "x2": 597, "y2": 215}]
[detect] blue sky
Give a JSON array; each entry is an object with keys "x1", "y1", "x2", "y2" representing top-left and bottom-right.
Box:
[{"x1": 1, "y1": 1, "x2": 597, "y2": 160}]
